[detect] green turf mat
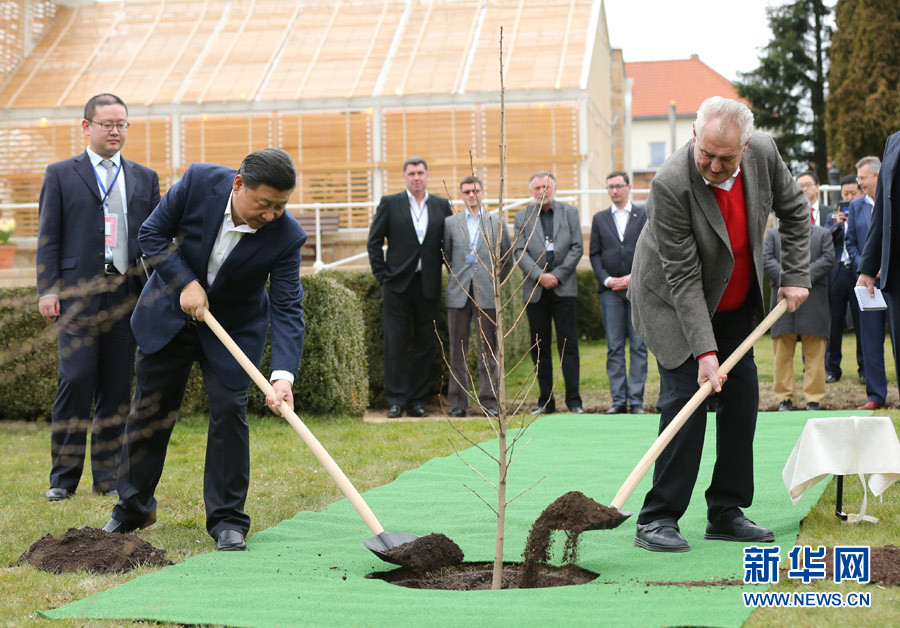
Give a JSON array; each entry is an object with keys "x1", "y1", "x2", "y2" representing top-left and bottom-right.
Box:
[{"x1": 44, "y1": 410, "x2": 841, "y2": 627}]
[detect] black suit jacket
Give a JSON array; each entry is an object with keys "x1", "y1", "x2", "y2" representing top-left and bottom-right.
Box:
[
  {"x1": 860, "y1": 130, "x2": 900, "y2": 293},
  {"x1": 589, "y1": 204, "x2": 646, "y2": 292},
  {"x1": 366, "y1": 191, "x2": 451, "y2": 299},
  {"x1": 36, "y1": 151, "x2": 161, "y2": 316}
]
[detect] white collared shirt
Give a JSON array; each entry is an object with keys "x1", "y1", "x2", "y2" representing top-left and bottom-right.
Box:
[
  {"x1": 87, "y1": 146, "x2": 128, "y2": 221},
  {"x1": 611, "y1": 201, "x2": 632, "y2": 241},
  {"x1": 408, "y1": 189, "x2": 429, "y2": 271},
  {"x1": 810, "y1": 201, "x2": 820, "y2": 225},
  {"x1": 865, "y1": 194, "x2": 875, "y2": 206},
  {"x1": 703, "y1": 165, "x2": 742, "y2": 191},
  {"x1": 465, "y1": 209, "x2": 483, "y2": 249}
]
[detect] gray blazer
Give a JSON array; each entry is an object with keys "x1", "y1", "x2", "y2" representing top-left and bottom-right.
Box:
[
  {"x1": 513, "y1": 200, "x2": 583, "y2": 303},
  {"x1": 443, "y1": 210, "x2": 512, "y2": 309},
  {"x1": 628, "y1": 133, "x2": 811, "y2": 369},
  {"x1": 764, "y1": 224, "x2": 833, "y2": 338}
]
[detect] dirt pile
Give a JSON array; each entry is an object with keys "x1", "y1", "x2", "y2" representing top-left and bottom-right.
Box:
[
  {"x1": 519, "y1": 491, "x2": 621, "y2": 588},
  {"x1": 371, "y1": 561, "x2": 596, "y2": 590},
  {"x1": 383, "y1": 533, "x2": 464, "y2": 572},
  {"x1": 16, "y1": 527, "x2": 172, "y2": 574}
]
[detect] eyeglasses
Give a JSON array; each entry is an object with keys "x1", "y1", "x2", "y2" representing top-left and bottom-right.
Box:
[
  {"x1": 607, "y1": 184, "x2": 628, "y2": 191},
  {"x1": 88, "y1": 120, "x2": 130, "y2": 132}
]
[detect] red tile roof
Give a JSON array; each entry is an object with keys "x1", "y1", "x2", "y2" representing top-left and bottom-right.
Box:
[{"x1": 626, "y1": 55, "x2": 747, "y2": 118}]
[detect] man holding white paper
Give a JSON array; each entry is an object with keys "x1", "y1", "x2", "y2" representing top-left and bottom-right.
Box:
[
  {"x1": 847, "y1": 156, "x2": 888, "y2": 410},
  {"x1": 858, "y1": 131, "x2": 900, "y2": 395}
]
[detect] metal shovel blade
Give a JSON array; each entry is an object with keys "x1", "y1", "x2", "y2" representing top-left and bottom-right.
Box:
[
  {"x1": 585, "y1": 508, "x2": 633, "y2": 531},
  {"x1": 364, "y1": 531, "x2": 419, "y2": 564}
]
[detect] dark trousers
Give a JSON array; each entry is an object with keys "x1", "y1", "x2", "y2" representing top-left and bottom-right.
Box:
[
  {"x1": 49, "y1": 276, "x2": 135, "y2": 493},
  {"x1": 638, "y1": 307, "x2": 758, "y2": 525},
  {"x1": 447, "y1": 303, "x2": 499, "y2": 412},
  {"x1": 382, "y1": 274, "x2": 438, "y2": 408},
  {"x1": 113, "y1": 325, "x2": 250, "y2": 538},
  {"x1": 599, "y1": 290, "x2": 648, "y2": 407},
  {"x1": 887, "y1": 290, "x2": 900, "y2": 391},
  {"x1": 525, "y1": 290, "x2": 581, "y2": 408},
  {"x1": 858, "y1": 306, "x2": 888, "y2": 404},
  {"x1": 825, "y1": 263, "x2": 864, "y2": 379}
]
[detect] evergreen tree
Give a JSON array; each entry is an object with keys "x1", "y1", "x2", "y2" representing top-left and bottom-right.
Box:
[
  {"x1": 826, "y1": 0, "x2": 900, "y2": 173},
  {"x1": 735, "y1": 1, "x2": 831, "y2": 179}
]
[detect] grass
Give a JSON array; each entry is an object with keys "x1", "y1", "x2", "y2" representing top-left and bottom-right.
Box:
[{"x1": 1, "y1": 332, "x2": 897, "y2": 627}]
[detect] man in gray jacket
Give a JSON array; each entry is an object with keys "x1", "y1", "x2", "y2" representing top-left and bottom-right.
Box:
[
  {"x1": 443, "y1": 176, "x2": 511, "y2": 417},
  {"x1": 513, "y1": 172, "x2": 584, "y2": 414},
  {"x1": 764, "y1": 221, "x2": 833, "y2": 411},
  {"x1": 628, "y1": 97, "x2": 810, "y2": 552}
]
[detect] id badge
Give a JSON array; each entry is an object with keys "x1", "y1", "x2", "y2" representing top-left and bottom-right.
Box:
[
  {"x1": 105, "y1": 215, "x2": 118, "y2": 247},
  {"x1": 465, "y1": 253, "x2": 477, "y2": 263},
  {"x1": 546, "y1": 241, "x2": 555, "y2": 252}
]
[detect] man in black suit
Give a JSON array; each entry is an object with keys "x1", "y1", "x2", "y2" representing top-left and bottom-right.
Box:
[
  {"x1": 102, "y1": 149, "x2": 306, "y2": 552},
  {"x1": 36, "y1": 93, "x2": 160, "y2": 502},
  {"x1": 858, "y1": 130, "x2": 900, "y2": 393},
  {"x1": 824, "y1": 174, "x2": 864, "y2": 384},
  {"x1": 367, "y1": 157, "x2": 452, "y2": 418},
  {"x1": 590, "y1": 170, "x2": 648, "y2": 415}
]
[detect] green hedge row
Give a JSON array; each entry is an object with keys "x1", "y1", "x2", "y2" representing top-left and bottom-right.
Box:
[{"x1": 0, "y1": 276, "x2": 368, "y2": 420}]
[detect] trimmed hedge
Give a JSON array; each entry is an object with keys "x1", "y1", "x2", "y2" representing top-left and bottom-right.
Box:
[{"x1": 0, "y1": 277, "x2": 368, "y2": 420}]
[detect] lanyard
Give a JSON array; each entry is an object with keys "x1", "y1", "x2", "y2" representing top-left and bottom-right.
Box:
[
  {"x1": 467, "y1": 212, "x2": 483, "y2": 252},
  {"x1": 93, "y1": 161, "x2": 122, "y2": 209}
]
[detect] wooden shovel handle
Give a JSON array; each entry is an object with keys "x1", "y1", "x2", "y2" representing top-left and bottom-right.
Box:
[
  {"x1": 610, "y1": 299, "x2": 788, "y2": 510},
  {"x1": 199, "y1": 307, "x2": 386, "y2": 537}
]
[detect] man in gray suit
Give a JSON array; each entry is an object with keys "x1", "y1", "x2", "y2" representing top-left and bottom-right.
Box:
[
  {"x1": 443, "y1": 176, "x2": 511, "y2": 417},
  {"x1": 513, "y1": 172, "x2": 584, "y2": 414},
  {"x1": 628, "y1": 97, "x2": 810, "y2": 552},
  {"x1": 764, "y1": 222, "x2": 833, "y2": 411}
]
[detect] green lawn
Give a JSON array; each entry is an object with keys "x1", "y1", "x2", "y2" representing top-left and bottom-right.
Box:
[{"x1": 1, "y1": 333, "x2": 898, "y2": 627}]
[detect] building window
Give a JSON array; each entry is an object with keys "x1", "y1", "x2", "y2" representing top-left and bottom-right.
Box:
[{"x1": 649, "y1": 142, "x2": 666, "y2": 167}]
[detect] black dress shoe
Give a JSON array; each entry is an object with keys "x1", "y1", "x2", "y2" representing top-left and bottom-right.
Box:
[
  {"x1": 605, "y1": 405, "x2": 628, "y2": 415},
  {"x1": 45, "y1": 487, "x2": 70, "y2": 501},
  {"x1": 629, "y1": 405, "x2": 646, "y2": 414},
  {"x1": 216, "y1": 529, "x2": 246, "y2": 551},
  {"x1": 778, "y1": 399, "x2": 793, "y2": 412},
  {"x1": 859, "y1": 374, "x2": 866, "y2": 385},
  {"x1": 407, "y1": 404, "x2": 429, "y2": 418},
  {"x1": 567, "y1": 405, "x2": 585, "y2": 414},
  {"x1": 530, "y1": 404, "x2": 556, "y2": 416},
  {"x1": 484, "y1": 407, "x2": 498, "y2": 418},
  {"x1": 386, "y1": 405, "x2": 402, "y2": 418},
  {"x1": 825, "y1": 372, "x2": 839, "y2": 384},
  {"x1": 93, "y1": 488, "x2": 118, "y2": 497},
  {"x1": 805, "y1": 402, "x2": 820, "y2": 410},
  {"x1": 102, "y1": 511, "x2": 157, "y2": 534},
  {"x1": 705, "y1": 515, "x2": 774, "y2": 542},
  {"x1": 449, "y1": 407, "x2": 466, "y2": 418},
  {"x1": 634, "y1": 519, "x2": 690, "y2": 552}
]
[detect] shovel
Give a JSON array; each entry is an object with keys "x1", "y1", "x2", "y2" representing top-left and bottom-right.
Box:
[
  {"x1": 590, "y1": 300, "x2": 789, "y2": 531},
  {"x1": 199, "y1": 307, "x2": 417, "y2": 563}
]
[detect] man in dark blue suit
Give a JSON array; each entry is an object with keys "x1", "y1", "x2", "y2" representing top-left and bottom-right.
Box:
[
  {"x1": 102, "y1": 149, "x2": 306, "y2": 551},
  {"x1": 846, "y1": 155, "x2": 888, "y2": 410},
  {"x1": 858, "y1": 131, "x2": 900, "y2": 395},
  {"x1": 589, "y1": 170, "x2": 648, "y2": 414},
  {"x1": 824, "y1": 174, "x2": 864, "y2": 384},
  {"x1": 36, "y1": 93, "x2": 160, "y2": 502}
]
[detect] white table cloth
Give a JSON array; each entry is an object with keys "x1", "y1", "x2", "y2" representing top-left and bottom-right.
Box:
[{"x1": 782, "y1": 416, "x2": 900, "y2": 523}]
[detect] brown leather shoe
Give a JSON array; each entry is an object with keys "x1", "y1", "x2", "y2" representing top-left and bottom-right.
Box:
[{"x1": 857, "y1": 401, "x2": 884, "y2": 411}]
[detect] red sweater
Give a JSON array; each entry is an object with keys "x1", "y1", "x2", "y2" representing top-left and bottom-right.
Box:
[{"x1": 709, "y1": 172, "x2": 752, "y2": 312}]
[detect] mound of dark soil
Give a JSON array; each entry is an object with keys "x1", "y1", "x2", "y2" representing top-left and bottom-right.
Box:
[
  {"x1": 16, "y1": 527, "x2": 172, "y2": 574},
  {"x1": 370, "y1": 561, "x2": 597, "y2": 590},
  {"x1": 519, "y1": 491, "x2": 621, "y2": 588},
  {"x1": 383, "y1": 533, "x2": 464, "y2": 572}
]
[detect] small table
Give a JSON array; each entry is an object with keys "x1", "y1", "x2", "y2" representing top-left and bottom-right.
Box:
[{"x1": 782, "y1": 416, "x2": 900, "y2": 522}]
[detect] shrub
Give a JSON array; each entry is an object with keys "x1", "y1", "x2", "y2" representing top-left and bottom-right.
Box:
[
  {"x1": 575, "y1": 269, "x2": 605, "y2": 341},
  {"x1": 0, "y1": 277, "x2": 369, "y2": 420},
  {"x1": 0, "y1": 286, "x2": 57, "y2": 420}
]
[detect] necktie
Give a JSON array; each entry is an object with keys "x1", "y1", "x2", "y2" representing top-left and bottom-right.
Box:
[
  {"x1": 100, "y1": 159, "x2": 127, "y2": 274},
  {"x1": 810, "y1": 207, "x2": 815, "y2": 225}
]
